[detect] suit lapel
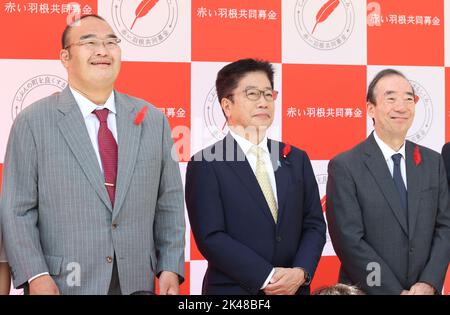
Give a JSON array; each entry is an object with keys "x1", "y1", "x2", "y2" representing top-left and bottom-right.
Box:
[
  {"x1": 223, "y1": 134, "x2": 276, "y2": 225},
  {"x1": 56, "y1": 87, "x2": 113, "y2": 211},
  {"x1": 268, "y1": 140, "x2": 289, "y2": 225},
  {"x1": 112, "y1": 91, "x2": 142, "y2": 216},
  {"x1": 405, "y1": 141, "x2": 422, "y2": 239},
  {"x1": 363, "y1": 134, "x2": 408, "y2": 235}
]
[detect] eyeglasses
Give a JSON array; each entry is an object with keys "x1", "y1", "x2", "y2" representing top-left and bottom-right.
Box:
[
  {"x1": 64, "y1": 38, "x2": 121, "y2": 50},
  {"x1": 383, "y1": 96, "x2": 415, "y2": 106},
  {"x1": 231, "y1": 88, "x2": 278, "y2": 102}
]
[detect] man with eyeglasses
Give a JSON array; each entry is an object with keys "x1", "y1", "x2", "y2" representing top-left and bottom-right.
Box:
[
  {"x1": 326, "y1": 69, "x2": 450, "y2": 294},
  {"x1": 1, "y1": 14, "x2": 185, "y2": 295},
  {"x1": 185, "y1": 58, "x2": 326, "y2": 295}
]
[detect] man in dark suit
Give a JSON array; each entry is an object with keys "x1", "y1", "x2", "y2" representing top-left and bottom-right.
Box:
[
  {"x1": 185, "y1": 59, "x2": 326, "y2": 295},
  {"x1": 326, "y1": 69, "x2": 450, "y2": 294}
]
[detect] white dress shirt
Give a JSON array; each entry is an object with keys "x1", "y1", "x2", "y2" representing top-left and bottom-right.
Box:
[
  {"x1": 229, "y1": 130, "x2": 278, "y2": 205},
  {"x1": 229, "y1": 130, "x2": 277, "y2": 289},
  {"x1": 373, "y1": 131, "x2": 407, "y2": 189},
  {"x1": 28, "y1": 86, "x2": 118, "y2": 283}
]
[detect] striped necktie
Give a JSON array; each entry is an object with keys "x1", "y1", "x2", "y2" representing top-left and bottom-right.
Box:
[{"x1": 93, "y1": 109, "x2": 118, "y2": 207}]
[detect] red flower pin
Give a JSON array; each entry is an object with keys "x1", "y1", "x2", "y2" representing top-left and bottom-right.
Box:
[
  {"x1": 283, "y1": 142, "x2": 291, "y2": 158},
  {"x1": 134, "y1": 106, "x2": 149, "y2": 125},
  {"x1": 413, "y1": 145, "x2": 421, "y2": 166}
]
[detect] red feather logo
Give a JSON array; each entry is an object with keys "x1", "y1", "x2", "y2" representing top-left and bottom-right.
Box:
[
  {"x1": 311, "y1": 0, "x2": 340, "y2": 34},
  {"x1": 283, "y1": 142, "x2": 292, "y2": 158},
  {"x1": 413, "y1": 145, "x2": 421, "y2": 166},
  {"x1": 130, "y1": 0, "x2": 159, "y2": 30},
  {"x1": 134, "y1": 106, "x2": 149, "y2": 125}
]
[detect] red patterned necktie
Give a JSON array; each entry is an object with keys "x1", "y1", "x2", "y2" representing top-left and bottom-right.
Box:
[{"x1": 93, "y1": 109, "x2": 118, "y2": 207}]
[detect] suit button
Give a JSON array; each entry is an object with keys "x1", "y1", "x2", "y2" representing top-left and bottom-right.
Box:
[
  {"x1": 106, "y1": 256, "x2": 113, "y2": 263},
  {"x1": 112, "y1": 223, "x2": 118, "y2": 229},
  {"x1": 276, "y1": 236, "x2": 282, "y2": 242},
  {"x1": 410, "y1": 247, "x2": 414, "y2": 252}
]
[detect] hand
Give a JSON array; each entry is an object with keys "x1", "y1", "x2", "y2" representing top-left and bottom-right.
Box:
[
  {"x1": 263, "y1": 267, "x2": 305, "y2": 295},
  {"x1": 29, "y1": 274, "x2": 59, "y2": 295},
  {"x1": 0, "y1": 263, "x2": 11, "y2": 295},
  {"x1": 407, "y1": 282, "x2": 436, "y2": 295},
  {"x1": 158, "y1": 271, "x2": 180, "y2": 295},
  {"x1": 400, "y1": 290, "x2": 410, "y2": 295}
]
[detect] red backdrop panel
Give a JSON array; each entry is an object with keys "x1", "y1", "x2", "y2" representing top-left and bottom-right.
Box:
[
  {"x1": 0, "y1": 1, "x2": 98, "y2": 59},
  {"x1": 192, "y1": 0, "x2": 281, "y2": 62},
  {"x1": 310, "y1": 256, "x2": 341, "y2": 293},
  {"x1": 115, "y1": 61, "x2": 191, "y2": 162},
  {"x1": 367, "y1": 0, "x2": 444, "y2": 66},
  {"x1": 282, "y1": 64, "x2": 367, "y2": 160}
]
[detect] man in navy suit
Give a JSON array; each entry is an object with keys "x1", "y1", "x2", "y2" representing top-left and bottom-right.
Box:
[{"x1": 185, "y1": 59, "x2": 326, "y2": 295}]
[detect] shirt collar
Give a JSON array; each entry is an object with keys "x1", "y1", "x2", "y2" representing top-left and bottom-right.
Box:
[
  {"x1": 229, "y1": 129, "x2": 270, "y2": 156},
  {"x1": 373, "y1": 131, "x2": 406, "y2": 162},
  {"x1": 69, "y1": 86, "x2": 116, "y2": 119}
]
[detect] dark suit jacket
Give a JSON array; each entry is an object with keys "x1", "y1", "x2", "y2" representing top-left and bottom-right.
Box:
[
  {"x1": 441, "y1": 142, "x2": 450, "y2": 187},
  {"x1": 326, "y1": 133, "x2": 450, "y2": 294},
  {"x1": 185, "y1": 134, "x2": 326, "y2": 295}
]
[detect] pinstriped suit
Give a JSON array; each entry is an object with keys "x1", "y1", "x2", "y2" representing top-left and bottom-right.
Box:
[{"x1": 0, "y1": 87, "x2": 185, "y2": 294}]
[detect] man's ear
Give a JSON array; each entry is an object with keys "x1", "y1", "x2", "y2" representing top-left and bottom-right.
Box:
[
  {"x1": 220, "y1": 98, "x2": 232, "y2": 120},
  {"x1": 60, "y1": 49, "x2": 70, "y2": 67},
  {"x1": 366, "y1": 101, "x2": 375, "y2": 118}
]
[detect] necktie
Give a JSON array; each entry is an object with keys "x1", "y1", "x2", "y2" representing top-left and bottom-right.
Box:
[
  {"x1": 391, "y1": 153, "x2": 408, "y2": 212},
  {"x1": 93, "y1": 109, "x2": 118, "y2": 207},
  {"x1": 250, "y1": 146, "x2": 278, "y2": 222}
]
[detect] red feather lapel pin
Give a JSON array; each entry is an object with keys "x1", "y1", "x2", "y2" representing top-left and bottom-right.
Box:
[
  {"x1": 131, "y1": 0, "x2": 159, "y2": 30},
  {"x1": 134, "y1": 106, "x2": 149, "y2": 125},
  {"x1": 312, "y1": 0, "x2": 340, "y2": 34},
  {"x1": 413, "y1": 145, "x2": 421, "y2": 166},
  {"x1": 283, "y1": 143, "x2": 292, "y2": 159}
]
